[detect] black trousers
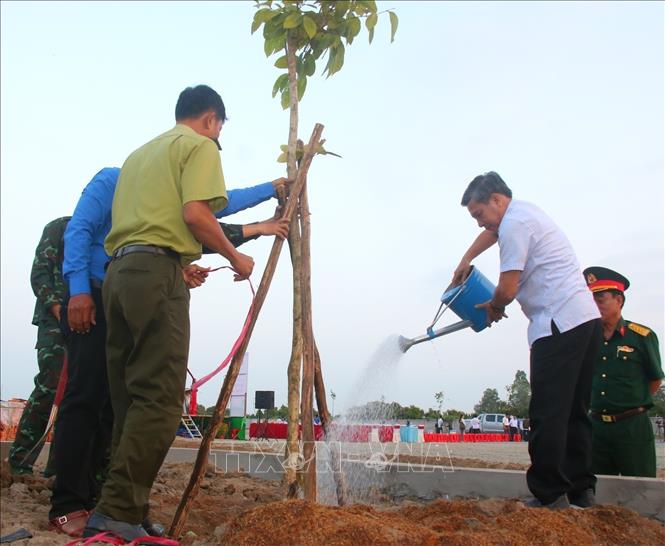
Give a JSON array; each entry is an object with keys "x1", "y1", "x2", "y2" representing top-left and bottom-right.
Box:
[
  {"x1": 526, "y1": 318, "x2": 601, "y2": 504},
  {"x1": 49, "y1": 287, "x2": 113, "y2": 518},
  {"x1": 509, "y1": 426, "x2": 518, "y2": 441}
]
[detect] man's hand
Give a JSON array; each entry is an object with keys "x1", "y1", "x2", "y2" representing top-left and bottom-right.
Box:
[
  {"x1": 257, "y1": 217, "x2": 290, "y2": 240},
  {"x1": 452, "y1": 259, "x2": 472, "y2": 286},
  {"x1": 230, "y1": 252, "x2": 254, "y2": 281},
  {"x1": 183, "y1": 264, "x2": 211, "y2": 289},
  {"x1": 452, "y1": 230, "x2": 499, "y2": 286},
  {"x1": 51, "y1": 303, "x2": 62, "y2": 323},
  {"x1": 68, "y1": 294, "x2": 96, "y2": 333},
  {"x1": 271, "y1": 177, "x2": 293, "y2": 192},
  {"x1": 475, "y1": 299, "x2": 508, "y2": 326},
  {"x1": 184, "y1": 200, "x2": 255, "y2": 280}
]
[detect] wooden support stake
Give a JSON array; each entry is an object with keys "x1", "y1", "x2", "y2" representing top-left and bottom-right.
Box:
[
  {"x1": 285, "y1": 207, "x2": 303, "y2": 497},
  {"x1": 299, "y1": 180, "x2": 316, "y2": 502},
  {"x1": 168, "y1": 123, "x2": 324, "y2": 539}
]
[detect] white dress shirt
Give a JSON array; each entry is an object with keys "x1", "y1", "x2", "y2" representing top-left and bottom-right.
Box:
[{"x1": 498, "y1": 199, "x2": 599, "y2": 346}]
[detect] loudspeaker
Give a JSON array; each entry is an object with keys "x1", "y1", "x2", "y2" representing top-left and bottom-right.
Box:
[{"x1": 255, "y1": 390, "x2": 275, "y2": 410}]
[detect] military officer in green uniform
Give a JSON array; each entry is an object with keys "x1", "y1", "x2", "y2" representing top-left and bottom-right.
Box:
[
  {"x1": 8, "y1": 216, "x2": 70, "y2": 475},
  {"x1": 584, "y1": 266, "x2": 664, "y2": 477}
]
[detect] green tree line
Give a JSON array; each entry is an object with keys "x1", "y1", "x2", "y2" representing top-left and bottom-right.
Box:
[{"x1": 197, "y1": 376, "x2": 665, "y2": 421}]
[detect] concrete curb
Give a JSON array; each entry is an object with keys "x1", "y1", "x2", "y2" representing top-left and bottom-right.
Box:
[{"x1": 175, "y1": 445, "x2": 665, "y2": 521}]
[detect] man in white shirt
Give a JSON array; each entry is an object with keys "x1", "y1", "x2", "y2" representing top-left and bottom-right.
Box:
[
  {"x1": 470, "y1": 416, "x2": 481, "y2": 433},
  {"x1": 453, "y1": 172, "x2": 601, "y2": 510},
  {"x1": 502, "y1": 415, "x2": 510, "y2": 434},
  {"x1": 509, "y1": 415, "x2": 519, "y2": 441}
]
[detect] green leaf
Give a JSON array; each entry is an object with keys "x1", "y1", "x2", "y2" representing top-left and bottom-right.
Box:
[
  {"x1": 252, "y1": 7, "x2": 277, "y2": 34},
  {"x1": 272, "y1": 73, "x2": 289, "y2": 98},
  {"x1": 302, "y1": 15, "x2": 317, "y2": 39},
  {"x1": 368, "y1": 26, "x2": 375, "y2": 44},
  {"x1": 317, "y1": 144, "x2": 342, "y2": 158},
  {"x1": 347, "y1": 16, "x2": 361, "y2": 39},
  {"x1": 325, "y1": 44, "x2": 345, "y2": 77},
  {"x1": 264, "y1": 34, "x2": 286, "y2": 56},
  {"x1": 295, "y1": 56, "x2": 305, "y2": 77},
  {"x1": 297, "y1": 75, "x2": 307, "y2": 100},
  {"x1": 280, "y1": 144, "x2": 289, "y2": 152},
  {"x1": 366, "y1": 12, "x2": 378, "y2": 31},
  {"x1": 283, "y1": 12, "x2": 302, "y2": 29},
  {"x1": 358, "y1": 0, "x2": 377, "y2": 14},
  {"x1": 280, "y1": 88, "x2": 290, "y2": 110},
  {"x1": 277, "y1": 151, "x2": 288, "y2": 163},
  {"x1": 263, "y1": 16, "x2": 285, "y2": 39},
  {"x1": 274, "y1": 55, "x2": 288, "y2": 69},
  {"x1": 335, "y1": 0, "x2": 350, "y2": 16},
  {"x1": 304, "y1": 53, "x2": 316, "y2": 76},
  {"x1": 334, "y1": 43, "x2": 345, "y2": 74},
  {"x1": 389, "y1": 11, "x2": 399, "y2": 43},
  {"x1": 263, "y1": 16, "x2": 284, "y2": 40}
]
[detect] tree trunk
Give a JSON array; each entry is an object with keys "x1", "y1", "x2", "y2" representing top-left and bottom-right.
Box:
[
  {"x1": 168, "y1": 123, "x2": 324, "y2": 539},
  {"x1": 299, "y1": 180, "x2": 316, "y2": 502},
  {"x1": 284, "y1": 36, "x2": 303, "y2": 498}
]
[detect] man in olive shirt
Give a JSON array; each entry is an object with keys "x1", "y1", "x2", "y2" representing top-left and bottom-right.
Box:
[
  {"x1": 584, "y1": 266, "x2": 664, "y2": 478},
  {"x1": 87, "y1": 85, "x2": 254, "y2": 540}
]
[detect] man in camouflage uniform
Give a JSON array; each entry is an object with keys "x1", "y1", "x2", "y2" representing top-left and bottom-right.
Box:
[
  {"x1": 584, "y1": 266, "x2": 664, "y2": 478},
  {"x1": 8, "y1": 216, "x2": 71, "y2": 476}
]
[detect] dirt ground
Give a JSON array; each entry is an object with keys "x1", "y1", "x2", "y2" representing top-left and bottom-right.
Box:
[{"x1": 2, "y1": 457, "x2": 664, "y2": 546}]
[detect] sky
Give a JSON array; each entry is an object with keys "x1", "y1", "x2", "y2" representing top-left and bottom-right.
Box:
[{"x1": 1, "y1": 1, "x2": 663, "y2": 416}]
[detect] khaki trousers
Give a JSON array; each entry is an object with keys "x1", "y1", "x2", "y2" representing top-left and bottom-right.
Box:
[{"x1": 97, "y1": 252, "x2": 189, "y2": 523}]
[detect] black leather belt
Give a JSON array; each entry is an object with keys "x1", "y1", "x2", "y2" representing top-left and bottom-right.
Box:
[
  {"x1": 590, "y1": 406, "x2": 647, "y2": 423},
  {"x1": 112, "y1": 244, "x2": 179, "y2": 260}
]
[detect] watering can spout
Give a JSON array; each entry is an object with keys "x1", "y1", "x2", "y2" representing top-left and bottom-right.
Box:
[
  {"x1": 398, "y1": 320, "x2": 474, "y2": 353},
  {"x1": 398, "y1": 266, "x2": 496, "y2": 353},
  {"x1": 398, "y1": 335, "x2": 415, "y2": 353}
]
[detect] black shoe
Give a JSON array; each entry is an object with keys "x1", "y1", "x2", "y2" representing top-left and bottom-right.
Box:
[
  {"x1": 568, "y1": 488, "x2": 596, "y2": 509},
  {"x1": 142, "y1": 517, "x2": 165, "y2": 537},
  {"x1": 523, "y1": 494, "x2": 570, "y2": 510},
  {"x1": 83, "y1": 511, "x2": 148, "y2": 541}
]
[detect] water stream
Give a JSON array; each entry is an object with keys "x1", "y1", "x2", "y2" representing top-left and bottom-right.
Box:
[{"x1": 318, "y1": 334, "x2": 407, "y2": 504}]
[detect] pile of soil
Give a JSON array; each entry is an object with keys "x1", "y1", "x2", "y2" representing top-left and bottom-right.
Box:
[
  {"x1": 0, "y1": 461, "x2": 285, "y2": 546},
  {"x1": 219, "y1": 498, "x2": 665, "y2": 546},
  {"x1": 1, "y1": 460, "x2": 663, "y2": 546}
]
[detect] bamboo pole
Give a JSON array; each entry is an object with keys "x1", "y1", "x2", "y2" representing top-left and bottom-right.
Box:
[{"x1": 168, "y1": 123, "x2": 324, "y2": 539}]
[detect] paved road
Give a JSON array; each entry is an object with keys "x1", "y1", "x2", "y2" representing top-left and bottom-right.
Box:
[
  {"x1": 3, "y1": 438, "x2": 662, "y2": 470},
  {"x1": 205, "y1": 438, "x2": 665, "y2": 470}
]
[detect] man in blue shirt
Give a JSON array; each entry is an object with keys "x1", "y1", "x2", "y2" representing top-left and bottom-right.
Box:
[{"x1": 48, "y1": 167, "x2": 289, "y2": 537}]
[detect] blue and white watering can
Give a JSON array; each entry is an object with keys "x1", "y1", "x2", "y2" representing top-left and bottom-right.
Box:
[{"x1": 398, "y1": 266, "x2": 496, "y2": 353}]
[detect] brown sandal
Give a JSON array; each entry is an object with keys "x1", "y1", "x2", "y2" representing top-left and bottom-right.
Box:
[{"x1": 49, "y1": 509, "x2": 90, "y2": 537}]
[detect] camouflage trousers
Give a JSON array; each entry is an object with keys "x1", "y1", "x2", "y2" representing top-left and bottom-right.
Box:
[{"x1": 8, "y1": 329, "x2": 65, "y2": 475}]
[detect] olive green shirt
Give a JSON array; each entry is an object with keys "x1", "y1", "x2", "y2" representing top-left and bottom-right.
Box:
[
  {"x1": 105, "y1": 124, "x2": 228, "y2": 264},
  {"x1": 590, "y1": 318, "x2": 664, "y2": 414}
]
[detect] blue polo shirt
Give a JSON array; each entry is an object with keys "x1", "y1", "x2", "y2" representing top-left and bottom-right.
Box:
[{"x1": 63, "y1": 167, "x2": 275, "y2": 296}]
